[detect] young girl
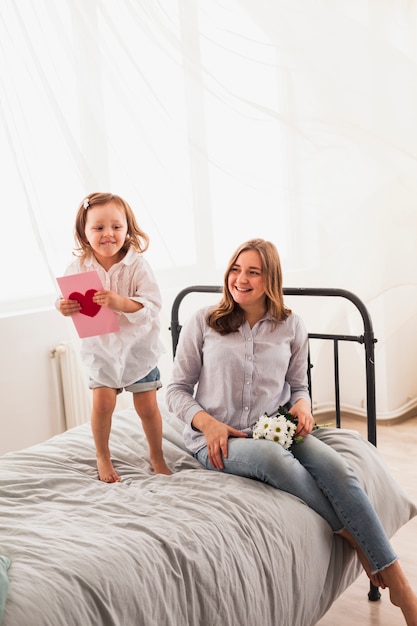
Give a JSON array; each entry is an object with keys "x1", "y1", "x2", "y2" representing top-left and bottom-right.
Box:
[{"x1": 58, "y1": 192, "x2": 171, "y2": 482}]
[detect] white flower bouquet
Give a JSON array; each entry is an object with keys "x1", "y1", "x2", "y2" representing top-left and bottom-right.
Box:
[{"x1": 252, "y1": 406, "x2": 304, "y2": 450}]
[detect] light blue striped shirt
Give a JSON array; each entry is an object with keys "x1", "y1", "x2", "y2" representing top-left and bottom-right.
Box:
[{"x1": 166, "y1": 306, "x2": 310, "y2": 454}]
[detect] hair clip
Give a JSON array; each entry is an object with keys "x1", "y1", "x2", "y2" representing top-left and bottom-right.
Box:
[{"x1": 83, "y1": 198, "x2": 90, "y2": 210}]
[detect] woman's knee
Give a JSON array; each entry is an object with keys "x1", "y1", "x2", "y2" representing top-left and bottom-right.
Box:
[
  {"x1": 293, "y1": 435, "x2": 352, "y2": 482},
  {"x1": 227, "y1": 438, "x2": 295, "y2": 479}
]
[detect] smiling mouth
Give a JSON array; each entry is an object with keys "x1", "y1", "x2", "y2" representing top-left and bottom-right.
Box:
[{"x1": 235, "y1": 286, "x2": 252, "y2": 293}]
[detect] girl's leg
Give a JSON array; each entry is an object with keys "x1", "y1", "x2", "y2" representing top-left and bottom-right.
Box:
[
  {"x1": 133, "y1": 390, "x2": 171, "y2": 475},
  {"x1": 91, "y1": 387, "x2": 119, "y2": 482}
]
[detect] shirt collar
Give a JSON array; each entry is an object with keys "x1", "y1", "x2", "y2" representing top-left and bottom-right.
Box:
[
  {"x1": 84, "y1": 246, "x2": 138, "y2": 269},
  {"x1": 119, "y1": 247, "x2": 138, "y2": 266}
]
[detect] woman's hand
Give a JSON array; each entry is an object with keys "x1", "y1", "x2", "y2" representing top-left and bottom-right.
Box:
[
  {"x1": 192, "y1": 411, "x2": 247, "y2": 471},
  {"x1": 289, "y1": 399, "x2": 315, "y2": 438}
]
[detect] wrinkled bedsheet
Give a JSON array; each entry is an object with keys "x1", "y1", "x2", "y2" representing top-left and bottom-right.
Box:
[{"x1": 0, "y1": 402, "x2": 415, "y2": 626}]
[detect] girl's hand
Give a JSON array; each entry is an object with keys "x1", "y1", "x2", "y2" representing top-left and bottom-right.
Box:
[
  {"x1": 92, "y1": 289, "x2": 123, "y2": 311},
  {"x1": 58, "y1": 298, "x2": 81, "y2": 317},
  {"x1": 289, "y1": 399, "x2": 315, "y2": 438},
  {"x1": 93, "y1": 290, "x2": 143, "y2": 313}
]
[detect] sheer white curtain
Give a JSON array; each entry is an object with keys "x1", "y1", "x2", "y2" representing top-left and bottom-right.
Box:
[{"x1": 1, "y1": 0, "x2": 417, "y2": 417}]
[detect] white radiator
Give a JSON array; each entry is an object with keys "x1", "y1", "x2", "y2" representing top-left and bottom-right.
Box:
[{"x1": 50, "y1": 341, "x2": 91, "y2": 429}]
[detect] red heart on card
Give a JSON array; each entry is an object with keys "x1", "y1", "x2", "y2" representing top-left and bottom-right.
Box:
[{"x1": 69, "y1": 289, "x2": 101, "y2": 317}]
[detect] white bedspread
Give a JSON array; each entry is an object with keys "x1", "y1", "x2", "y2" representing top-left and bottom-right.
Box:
[{"x1": 0, "y1": 402, "x2": 415, "y2": 626}]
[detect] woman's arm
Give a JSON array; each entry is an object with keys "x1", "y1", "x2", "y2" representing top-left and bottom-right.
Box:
[
  {"x1": 288, "y1": 398, "x2": 315, "y2": 438},
  {"x1": 166, "y1": 309, "x2": 207, "y2": 425},
  {"x1": 286, "y1": 315, "x2": 315, "y2": 437},
  {"x1": 166, "y1": 309, "x2": 247, "y2": 468}
]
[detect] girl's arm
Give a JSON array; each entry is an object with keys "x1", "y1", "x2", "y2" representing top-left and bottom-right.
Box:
[
  {"x1": 92, "y1": 290, "x2": 143, "y2": 313},
  {"x1": 56, "y1": 297, "x2": 81, "y2": 316},
  {"x1": 121, "y1": 258, "x2": 162, "y2": 322}
]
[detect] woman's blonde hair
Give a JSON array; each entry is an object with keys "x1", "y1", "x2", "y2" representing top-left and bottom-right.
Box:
[
  {"x1": 73, "y1": 192, "x2": 149, "y2": 258},
  {"x1": 208, "y1": 238, "x2": 291, "y2": 334}
]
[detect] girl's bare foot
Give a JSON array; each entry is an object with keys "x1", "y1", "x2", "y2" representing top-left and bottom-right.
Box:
[
  {"x1": 96, "y1": 455, "x2": 121, "y2": 483},
  {"x1": 151, "y1": 456, "x2": 172, "y2": 475}
]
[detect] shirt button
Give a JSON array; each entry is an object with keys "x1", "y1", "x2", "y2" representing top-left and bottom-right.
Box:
[
  {"x1": 248, "y1": 356, "x2": 252, "y2": 361},
  {"x1": 246, "y1": 381, "x2": 250, "y2": 385},
  {"x1": 244, "y1": 406, "x2": 249, "y2": 411},
  {"x1": 247, "y1": 338, "x2": 252, "y2": 342}
]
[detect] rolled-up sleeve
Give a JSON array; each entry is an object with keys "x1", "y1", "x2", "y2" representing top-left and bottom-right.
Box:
[{"x1": 123, "y1": 261, "x2": 162, "y2": 324}]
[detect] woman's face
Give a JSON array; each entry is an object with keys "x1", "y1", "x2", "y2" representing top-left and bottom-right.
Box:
[{"x1": 227, "y1": 249, "x2": 266, "y2": 312}]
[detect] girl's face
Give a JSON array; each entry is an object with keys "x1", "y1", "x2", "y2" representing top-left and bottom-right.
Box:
[
  {"x1": 84, "y1": 201, "x2": 128, "y2": 269},
  {"x1": 227, "y1": 249, "x2": 266, "y2": 312}
]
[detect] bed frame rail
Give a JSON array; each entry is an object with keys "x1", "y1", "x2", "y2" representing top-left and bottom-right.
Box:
[{"x1": 170, "y1": 285, "x2": 378, "y2": 446}]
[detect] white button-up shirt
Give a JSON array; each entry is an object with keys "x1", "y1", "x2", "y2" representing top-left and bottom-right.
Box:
[
  {"x1": 166, "y1": 306, "x2": 310, "y2": 453},
  {"x1": 64, "y1": 248, "x2": 164, "y2": 388}
]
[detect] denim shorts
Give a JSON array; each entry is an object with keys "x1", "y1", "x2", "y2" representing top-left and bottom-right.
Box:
[{"x1": 89, "y1": 366, "x2": 162, "y2": 394}]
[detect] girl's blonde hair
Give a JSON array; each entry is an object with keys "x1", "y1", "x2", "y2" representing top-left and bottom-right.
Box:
[
  {"x1": 73, "y1": 192, "x2": 149, "y2": 258},
  {"x1": 208, "y1": 238, "x2": 291, "y2": 334}
]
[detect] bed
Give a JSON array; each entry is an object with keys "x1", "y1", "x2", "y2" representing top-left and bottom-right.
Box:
[{"x1": 1, "y1": 287, "x2": 416, "y2": 626}]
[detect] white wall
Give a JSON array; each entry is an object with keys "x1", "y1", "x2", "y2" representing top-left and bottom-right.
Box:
[
  {"x1": 0, "y1": 301, "x2": 176, "y2": 456},
  {"x1": 0, "y1": 308, "x2": 74, "y2": 455}
]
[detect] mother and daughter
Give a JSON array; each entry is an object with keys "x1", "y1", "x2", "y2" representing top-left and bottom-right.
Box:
[{"x1": 58, "y1": 193, "x2": 417, "y2": 624}]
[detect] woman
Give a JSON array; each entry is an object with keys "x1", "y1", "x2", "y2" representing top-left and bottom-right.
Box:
[{"x1": 166, "y1": 238, "x2": 417, "y2": 625}]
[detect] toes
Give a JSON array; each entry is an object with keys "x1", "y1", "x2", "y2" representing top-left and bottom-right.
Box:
[{"x1": 97, "y1": 457, "x2": 120, "y2": 483}]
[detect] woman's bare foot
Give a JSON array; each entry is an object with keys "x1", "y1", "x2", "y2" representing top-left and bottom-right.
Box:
[
  {"x1": 339, "y1": 530, "x2": 417, "y2": 625},
  {"x1": 96, "y1": 455, "x2": 121, "y2": 483},
  {"x1": 379, "y1": 565, "x2": 417, "y2": 626}
]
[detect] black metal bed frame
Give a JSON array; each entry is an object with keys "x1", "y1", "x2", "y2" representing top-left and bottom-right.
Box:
[
  {"x1": 170, "y1": 286, "x2": 377, "y2": 442},
  {"x1": 170, "y1": 285, "x2": 380, "y2": 601}
]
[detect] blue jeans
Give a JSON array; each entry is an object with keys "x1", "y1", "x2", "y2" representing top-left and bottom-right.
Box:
[{"x1": 195, "y1": 430, "x2": 397, "y2": 574}]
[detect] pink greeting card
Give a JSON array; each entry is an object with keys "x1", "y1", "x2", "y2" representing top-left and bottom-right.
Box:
[{"x1": 56, "y1": 271, "x2": 120, "y2": 338}]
